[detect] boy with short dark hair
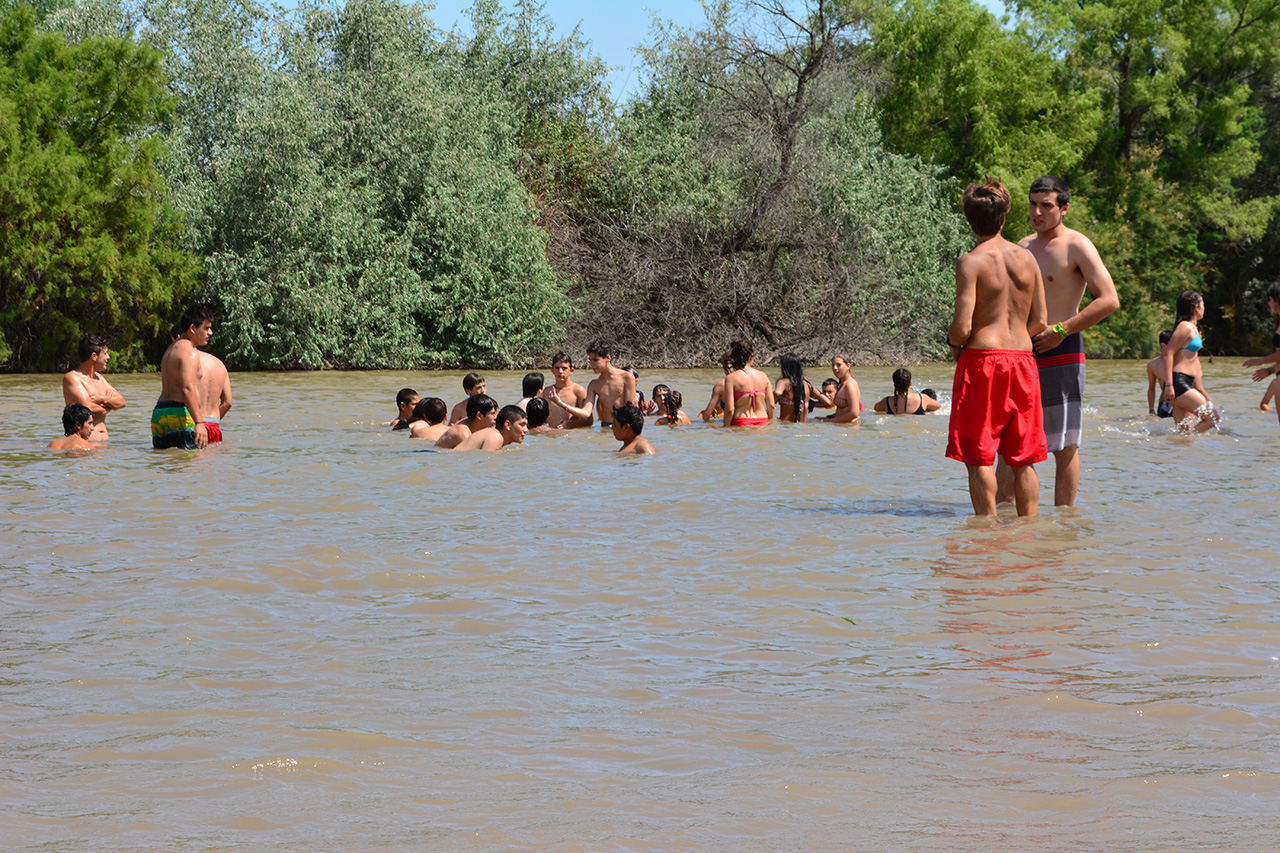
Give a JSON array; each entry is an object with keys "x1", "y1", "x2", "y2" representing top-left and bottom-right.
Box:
[
  {"x1": 518, "y1": 372, "x2": 545, "y2": 410},
  {"x1": 409, "y1": 397, "x2": 450, "y2": 441},
  {"x1": 435, "y1": 394, "x2": 498, "y2": 449},
  {"x1": 449, "y1": 373, "x2": 487, "y2": 424},
  {"x1": 453, "y1": 404, "x2": 528, "y2": 451},
  {"x1": 391, "y1": 388, "x2": 419, "y2": 430},
  {"x1": 612, "y1": 402, "x2": 655, "y2": 454},
  {"x1": 48, "y1": 404, "x2": 95, "y2": 450},
  {"x1": 542, "y1": 352, "x2": 589, "y2": 429}
]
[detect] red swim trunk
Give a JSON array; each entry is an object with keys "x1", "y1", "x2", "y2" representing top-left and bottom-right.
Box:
[
  {"x1": 946, "y1": 348, "x2": 1047, "y2": 466},
  {"x1": 204, "y1": 422, "x2": 223, "y2": 444},
  {"x1": 730, "y1": 417, "x2": 769, "y2": 426}
]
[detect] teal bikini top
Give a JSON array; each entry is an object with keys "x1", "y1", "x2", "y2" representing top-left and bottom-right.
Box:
[{"x1": 1185, "y1": 333, "x2": 1202, "y2": 353}]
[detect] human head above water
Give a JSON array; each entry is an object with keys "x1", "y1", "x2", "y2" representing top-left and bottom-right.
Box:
[
  {"x1": 551, "y1": 352, "x2": 573, "y2": 369},
  {"x1": 526, "y1": 396, "x2": 549, "y2": 428},
  {"x1": 396, "y1": 387, "x2": 419, "y2": 408},
  {"x1": 412, "y1": 396, "x2": 446, "y2": 425},
  {"x1": 962, "y1": 179, "x2": 1010, "y2": 237},
  {"x1": 62, "y1": 404, "x2": 92, "y2": 436},
  {"x1": 1159, "y1": 329, "x2": 1173, "y2": 346},
  {"x1": 586, "y1": 341, "x2": 612, "y2": 360},
  {"x1": 462, "y1": 372, "x2": 485, "y2": 393},
  {"x1": 892, "y1": 367, "x2": 911, "y2": 393},
  {"x1": 522, "y1": 372, "x2": 545, "y2": 398},
  {"x1": 1029, "y1": 174, "x2": 1070, "y2": 207},
  {"x1": 496, "y1": 404, "x2": 526, "y2": 430},
  {"x1": 177, "y1": 304, "x2": 214, "y2": 337},
  {"x1": 612, "y1": 402, "x2": 644, "y2": 435},
  {"x1": 77, "y1": 334, "x2": 108, "y2": 363},
  {"x1": 466, "y1": 393, "x2": 498, "y2": 421},
  {"x1": 1176, "y1": 291, "x2": 1203, "y2": 322},
  {"x1": 665, "y1": 389, "x2": 682, "y2": 418},
  {"x1": 727, "y1": 338, "x2": 754, "y2": 371}
]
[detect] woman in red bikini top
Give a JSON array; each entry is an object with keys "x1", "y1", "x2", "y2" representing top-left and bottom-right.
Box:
[{"x1": 721, "y1": 338, "x2": 775, "y2": 427}]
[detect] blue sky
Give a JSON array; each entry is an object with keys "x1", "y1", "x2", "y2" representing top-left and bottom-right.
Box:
[{"x1": 425, "y1": 1, "x2": 1009, "y2": 103}]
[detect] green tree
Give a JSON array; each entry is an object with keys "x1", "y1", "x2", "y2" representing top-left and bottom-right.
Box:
[
  {"x1": 871, "y1": 0, "x2": 1103, "y2": 194},
  {"x1": 0, "y1": 3, "x2": 194, "y2": 370},
  {"x1": 195, "y1": 0, "x2": 569, "y2": 369}
]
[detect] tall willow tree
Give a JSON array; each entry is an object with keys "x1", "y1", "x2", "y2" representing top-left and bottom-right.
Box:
[{"x1": 0, "y1": 3, "x2": 194, "y2": 370}]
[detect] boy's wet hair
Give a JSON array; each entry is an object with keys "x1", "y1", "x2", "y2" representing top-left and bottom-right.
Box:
[
  {"x1": 496, "y1": 405, "x2": 526, "y2": 429},
  {"x1": 77, "y1": 334, "x2": 108, "y2": 362},
  {"x1": 177, "y1": 304, "x2": 214, "y2": 335},
  {"x1": 62, "y1": 404, "x2": 92, "y2": 435},
  {"x1": 412, "y1": 397, "x2": 447, "y2": 425},
  {"x1": 462, "y1": 372, "x2": 485, "y2": 392},
  {"x1": 466, "y1": 394, "x2": 498, "y2": 420},
  {"x1": 396, "y1": 387, "x2": 418, "y2": 407},
  {"x1": 921, "y1": 388, "x2": 938, "y2": 400},
  {"x1": 586, "y1": 340, "x2": 612, "y2": 358},
  {"x1": 1159, "y1": 329, "x2": 1173, "y2": 345},
  {"x1": 551, "y1": 352, "x2": 573, "y2": 367},
  {"x1": 962, "y1": 179, "x2": 1010, "y2": 236},
  {"x1": 665, "y1": 390, "x2": 682, "y2": 418},
  {"x1": 526, "y1": 396, "x2": 549, "y2": 428},
  {"x1": 652, "y1": 383, "x2": 669, "y2": 399},
  {"x1": 1029, "y1": 174, "x2": 1070, "y2": 206},
  {"x1": 522, "y1": 372, "x2": 545, "y2": 398},
  {"x1": 822, "y1": 378, "x2": 838, "y2": 391},
  {"x1": 1268, "y1": 281, "x2": 1280, "y2": 305},
  {"x1": 612, "y1": 402, "x2": 644, "y2": 434}
]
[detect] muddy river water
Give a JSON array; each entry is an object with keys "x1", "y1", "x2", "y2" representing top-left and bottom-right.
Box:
[{"x1": 3, "y1": 359, "x2": 1279, "y2": 850}]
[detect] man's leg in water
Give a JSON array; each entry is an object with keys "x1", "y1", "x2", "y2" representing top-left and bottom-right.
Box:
[
  {"x1": 1053, "y1": 446, "x2": 1078, "y2": 507},
  {"x1": 966, "y1": 464, "x2": 998, "y2": 516},
  {"x1": 1010, "y1": 462, "x2": 1040, "y2": 517},
  {"x1": 994, "y1": 459, "x2": 1014, "y2": 504}
]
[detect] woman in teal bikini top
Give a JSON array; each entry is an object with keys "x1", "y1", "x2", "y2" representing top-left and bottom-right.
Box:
[{"x1": 1161, "y1": 290, "x2": 1217, "y2": 431}]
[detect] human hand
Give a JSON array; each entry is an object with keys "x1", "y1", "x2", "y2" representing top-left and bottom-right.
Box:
[
  {"x1": 1252, "y1": 367, "x2": 1273, "y2": 382},
  {"x1": 1032, "y1": 329, "x2": 1063, "y2": 354},
  {"x1": 195, "y1": 423, "x2": 208, "y2": 449}
]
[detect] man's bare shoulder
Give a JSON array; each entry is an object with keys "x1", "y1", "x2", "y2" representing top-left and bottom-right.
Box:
[{"x1": 198, "y1": 350, "x2": 228, "y2": 371}]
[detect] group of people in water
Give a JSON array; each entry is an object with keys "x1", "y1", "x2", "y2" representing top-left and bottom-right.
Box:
[
  {"x1": 43, "y1": 175, "x2": 1279, "y2": 516},
  {"x1": 385, "y1": 340, "x2": 947, "y2": 455}
]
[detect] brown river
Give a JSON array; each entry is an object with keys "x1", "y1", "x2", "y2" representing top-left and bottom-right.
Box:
[{"x1": 3, "y1": 359, "x2": 1279, "y2": 850}]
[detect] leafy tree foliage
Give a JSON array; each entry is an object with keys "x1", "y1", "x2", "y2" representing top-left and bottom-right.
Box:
[
  {"x1": 0, "y1": 3, "x2": 194, "y2": 370},
  {"x1": 564, "y1": 0, "x2": 970, "y2": 364}
]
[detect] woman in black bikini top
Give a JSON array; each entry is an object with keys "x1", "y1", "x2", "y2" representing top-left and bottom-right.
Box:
[{"x1": 874, "y1": 367, "x2": 941, "y2": 415}]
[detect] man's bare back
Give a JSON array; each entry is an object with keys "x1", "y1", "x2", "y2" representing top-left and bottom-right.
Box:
[
  {"x1": 951, "y1": 237, "x2": 1045, "y2": 351},
  {"x1": 196, "y1": 351, "x2": 233, "y2": 421}
]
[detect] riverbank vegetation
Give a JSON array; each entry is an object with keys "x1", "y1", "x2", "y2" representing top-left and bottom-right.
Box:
[{"x1": 2, "y1": 0, "x2": 1278, "y2": 370}]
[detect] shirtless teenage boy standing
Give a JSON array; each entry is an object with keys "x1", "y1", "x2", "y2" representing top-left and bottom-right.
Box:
[
  {"x1": 1000, "y1": 175, "x2": 1119, "y2": 507},
  {"x1": 153, "y1": 306, "x2": 214, "y2": 449},
  {"x1": 542, "y1": 353, "x2": 590, "y2": 429},
  {"x1": 547, "y1": 342, "x2": 635, "y2": 428},
  {"x1": 62, "y1": 335, "x2": 126, "y2": 441},
  {"x1": 946, "y1": 180, "x2": 1048, "y2": 517}
]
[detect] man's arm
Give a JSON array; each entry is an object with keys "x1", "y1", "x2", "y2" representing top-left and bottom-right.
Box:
[
  {"x1": 99, "y1": 378, "x2": 126, "y2": 411},
  {"x1": 62, "y1": 374, "x2": 107, "y2": 415},
  {"x1": 1027, "y1": 263, "x2": 1048, "y2": 339},
  {"x1": 1146, "y1": 366, "x2": 1159, "y2": 414},
  {"x1": 547, "y1": 385, "x2": 594, "y2": 422},
  {"x1": 948, "y1": 256, "x2": 977, "y2": 358},
  {"x1": 219, "y1": 375, "x2": 233, "y2": 419},
  {"x1": 623, "y1": 373, "x2": 638, "y2": 406},
  {"x1": 699, "y1": 381, "x2": 723, "y2": 422}
]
